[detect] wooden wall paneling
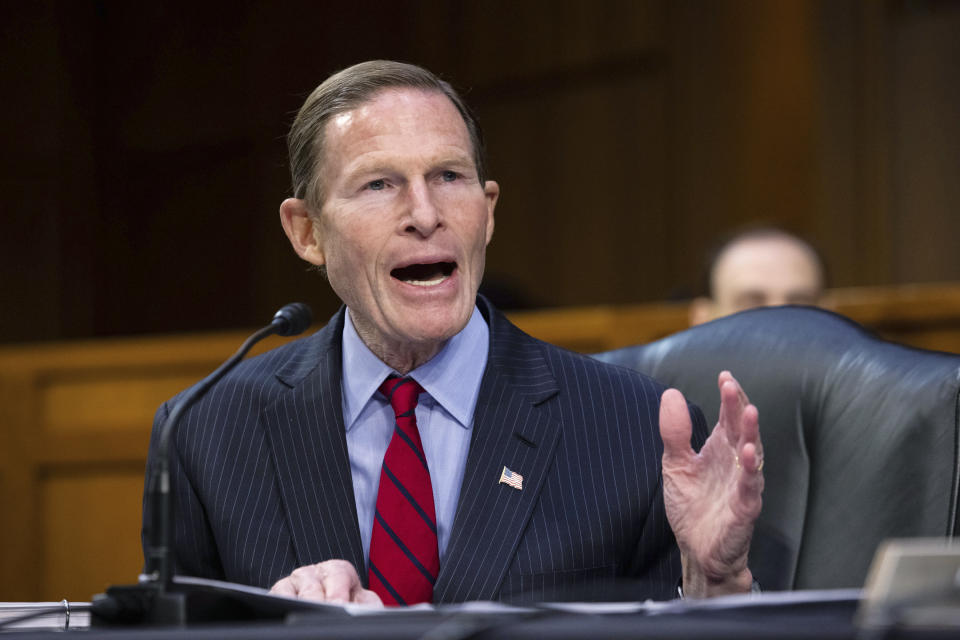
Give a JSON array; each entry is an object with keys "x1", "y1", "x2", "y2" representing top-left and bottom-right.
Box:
[
  {"x1": 851, "y1": 0, "x2": 895, "y2": 286},
  {"x1": 0, "y1": 2, "x2": 96, "y2": 343},
  {"x1": 27, "y1": 361, "x2": 180, "y2": 600},
  {"x1": 40, "y1": 467, "x2": 146, "y2": 602},
  {"x1": 735, "y1": 1, "x2": 818, "y2": 232},
  {"x1": 58, "y1": 2, "x2": 270, "y2": 339},
  {"x1": 814, "y1": 0, "x2": 895, "y2": 287},
  {"x1": 668, "y1": 1, "x2": 749, "y2": 288},
  {"x1": 0, "y1": 463, "x2": 4, "y2": 596},
  {"x1": 476, "y1": 91, "x2": 570, "y2": 308},
  {"x1": 668, "y1": 0, "x2": 822, "y2": 295},
  {"x1": 552, "y1": 75, "x2": 670, "y2": 306},
  {"x1": 479, "y1": 65, "x2": 670, "y2": 308},
  {"x1": 50, "y1": 2, "x2": 107, "y2": 340},
  {"x1": 4, "y1": 0, "x2": 960, "y2": 346},
  {"x1": 824, "y1": 282, "x2": 960, "y2": 353},
  {"x1": 0, "y1": 374, "x2": 43, "y2": 601},
  {"x1": 889, "y1": 2, "x2": 960, "y2": 284},
  {"x1": 813, "y1": 1, "x2": 863, "y2": 288},
  {"x1": 411, "y1": 0, "x2": 666, "y2": 87},
  {"x1": 508, "y1": 302, "x2": 689, "y2": 353},
  {"x1": 816, "y1": 1, "x2": 960, "y2": 288},
  {"x1": 0, "y1": 331, "x2": 298, "y2": 600}
]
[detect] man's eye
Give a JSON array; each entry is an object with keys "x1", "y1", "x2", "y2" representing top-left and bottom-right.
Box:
[
  {"x1": 441, "y1": 171, "x2": 458, "y2": 182},
  {"x1": 367, "y1": 179, "x2": 386, "y2": 191}
]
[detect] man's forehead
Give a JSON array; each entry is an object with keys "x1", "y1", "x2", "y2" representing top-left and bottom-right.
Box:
[
  {"x1": 330, "y1": 108, "x2": 357, "y2": 131},
  {"x1": 342, "y1": 147, "x2": 475, "y2": 175},
  {"x1": 715, "y1": 238, "x2": 822, "y2": 290},
  {"x1": 718, "y1": 238, "x2": 817, "y2": 271},
  {"x1": 326, "y1": 88, "x2": 464, "y2": 136},
  {"x1": 321, "y1": 89, "x2": 474, "y2": 171}
]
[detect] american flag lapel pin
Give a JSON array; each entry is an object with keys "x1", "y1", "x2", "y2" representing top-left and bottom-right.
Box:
[{"x1": 499, "y1": 466, "x2": 523, "y2": 490}]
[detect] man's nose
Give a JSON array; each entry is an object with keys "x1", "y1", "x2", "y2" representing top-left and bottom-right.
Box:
[{"x1": 404, "y1": 179, "x2": 442, "y2": 235}]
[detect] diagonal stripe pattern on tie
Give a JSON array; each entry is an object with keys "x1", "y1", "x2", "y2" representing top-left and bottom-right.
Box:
[{"x1": 368, "y1": 376, "x2": 439, "y2": 605}]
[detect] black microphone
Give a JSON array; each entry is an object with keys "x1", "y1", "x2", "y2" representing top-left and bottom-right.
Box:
[
  {"x1": 96, "y1": 303, "x2": 312, "y2": 626},
  {"x1": 272, "y1": 302, "x2": 313, "y2": 336}
]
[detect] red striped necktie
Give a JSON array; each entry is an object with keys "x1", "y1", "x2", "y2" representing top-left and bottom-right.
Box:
[{"x1": 368, "y1": 376, "x2": 439, "y2": 605}]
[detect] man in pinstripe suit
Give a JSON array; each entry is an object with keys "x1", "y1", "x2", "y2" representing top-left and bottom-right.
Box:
[{"x1": 147, "y1": 60, "x2": 763, "y2": 605}]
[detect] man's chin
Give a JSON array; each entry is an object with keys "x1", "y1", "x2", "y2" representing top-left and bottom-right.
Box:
[
  {"x1": 395, "y1": 309, "x2": 471, "y2": 345},
  {"x1": 405, "y1": 320, "x2": 468, "y2": 346}
]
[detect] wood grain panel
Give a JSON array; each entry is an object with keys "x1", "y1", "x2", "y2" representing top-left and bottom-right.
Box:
[
  {"x1": 5, "y1": 1, "x2": 960, "y2": 345},
  {"x1": 481, "y1": 66, "x2": 669, "y2": 308},
  {"x1": 39, "y1": 372, "x2": 207, "y2": 433},
  {"x1": 889, "y1": 3, "x2": 960, "y2": 284},
  {"x1": 0, "y1": 376, "x2": 43, "y2": 601},
  {"x1": 40, "y1": 467, "x2": 145, "y2": 601}
]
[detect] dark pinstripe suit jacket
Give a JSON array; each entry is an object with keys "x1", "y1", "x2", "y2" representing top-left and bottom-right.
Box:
[{"x1": 144, "y1": 297, "x2": 708, "y2": 603}]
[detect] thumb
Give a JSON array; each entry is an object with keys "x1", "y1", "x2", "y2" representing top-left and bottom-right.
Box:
[{"x1": 660, "y1": 388, "x2": 693, "y2": 467}]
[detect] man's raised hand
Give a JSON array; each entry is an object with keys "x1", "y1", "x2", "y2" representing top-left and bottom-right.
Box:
[{"x1": 658, "y1": 371, "x2": 764, "y2": 597}]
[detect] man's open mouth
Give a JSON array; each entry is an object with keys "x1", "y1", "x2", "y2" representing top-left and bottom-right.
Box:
[{"x1": 391, "y1": 262, "x2": 456, "y2": 287}]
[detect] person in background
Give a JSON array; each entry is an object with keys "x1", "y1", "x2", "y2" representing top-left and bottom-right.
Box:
[{"x1": 690, "y1": 227, "x2": 826, "y2": 326}]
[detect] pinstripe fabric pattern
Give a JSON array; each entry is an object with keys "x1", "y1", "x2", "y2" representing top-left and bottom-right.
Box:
[
  {"x1": 142, "y1": 297, "x2": 707, "y2": 602},
  {"x1": 143, "y1": 309, "x2": 364, "y2": 588}
]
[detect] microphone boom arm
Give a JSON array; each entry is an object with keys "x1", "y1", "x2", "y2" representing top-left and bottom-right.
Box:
[{"x1": 143, "y1": 304, "x2": 312, "y2": 589}]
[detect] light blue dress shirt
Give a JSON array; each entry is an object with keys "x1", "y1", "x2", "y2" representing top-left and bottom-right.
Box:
[{"x1": 341, "y1": 306, "x2": 489, "y2": 570}]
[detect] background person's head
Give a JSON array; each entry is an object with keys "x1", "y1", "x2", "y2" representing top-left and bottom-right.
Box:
[{"x1": 690, "y1": 227, "x2": 826, "y2": 326}]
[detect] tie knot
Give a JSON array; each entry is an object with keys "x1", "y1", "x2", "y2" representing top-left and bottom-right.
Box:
[{"x1": 379, "y1": 376, "x2": 424, "y2": 417}]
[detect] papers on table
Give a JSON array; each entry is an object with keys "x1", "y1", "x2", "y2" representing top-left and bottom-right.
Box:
[{"x1": 0, "y1": 600, "x2": 90, "y2": 631}]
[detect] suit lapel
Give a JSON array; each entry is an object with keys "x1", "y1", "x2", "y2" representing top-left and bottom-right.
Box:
[
  {"x1": 262, "y1": 308, "x2": 366, "y2": 577},
  {"x1": 435, "y1": 302, "x2": 561, "y2": 603}
]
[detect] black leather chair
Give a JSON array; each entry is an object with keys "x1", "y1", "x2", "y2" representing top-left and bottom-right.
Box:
[{"x1": 594, "y1": 306, "x2": 960, "y2": 591}]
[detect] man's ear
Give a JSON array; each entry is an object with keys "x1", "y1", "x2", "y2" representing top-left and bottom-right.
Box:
[
  {"x1": 689, "y1": 297, "x2": 715, "y2": 326},
  {"x1": 279, "y1": 198, "x2": 325, "y2": 267},
  {"x1": 483, "y1": 180, "x2": 499, "y2": 246}
]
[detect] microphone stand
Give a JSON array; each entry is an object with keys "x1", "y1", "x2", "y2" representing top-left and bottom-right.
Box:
[{"x1": 93, "y1": 303, "x2": 312, "y2": 626}]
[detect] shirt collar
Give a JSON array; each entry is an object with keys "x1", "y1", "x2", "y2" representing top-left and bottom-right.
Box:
[{"x1": 341, "y1": 306, "x2": 489, "y2": 431}]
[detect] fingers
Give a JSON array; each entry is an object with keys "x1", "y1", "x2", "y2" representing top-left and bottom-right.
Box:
[
  {"x1": 717, "y1": 372, "x2": 760, "y2": 450},
  {"x1": 717, "y1": 372, "x2": 745, "y2": 441},
  {"x1": 660, "y1": 388, "x2": 693, "y2": 466},
  {"x1": 270, "y1": 576, "x2": 297, "y2": 598},
  {"x1": 289, "y1": 565, "x2": 329, "y2": 601},
  {"x1": 269, "y1": 559, "x2": 382, "y2": 606},
  {"x1": 716, "y1": 371, "x2": 763, "y2": 485},
  {"x1": 320, "y1": 560, "x2": 358, "y2": 602},
  {"x1": 353, "y1": 587, "x2": 385, "y2": 606},
  {"x1": 736, "y1": 403, "x2": 762, "y2": 478},
  {"x1": 738, "y1": 402, "x2": 761, "y2": 462},
  {"x1": 726, "y1": 374, "x2": 762, "y2": 467},
  {"x1": 718, "y1": 370, "x2": 750, "y2": 405},
  {"x1": 734, "y1": 403, "x2": 764, "y2": 521},
  {"x1": 736, "y1": 442, "x2": 764, "y2": 521}
]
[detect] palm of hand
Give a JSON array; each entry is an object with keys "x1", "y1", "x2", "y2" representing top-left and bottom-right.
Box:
[
  {"x1": 663, "y1": 421, "x2": 757, "y2": 578},
  {"x1": 658, "y1": 374, "x2": 763, "y2": 583}
]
